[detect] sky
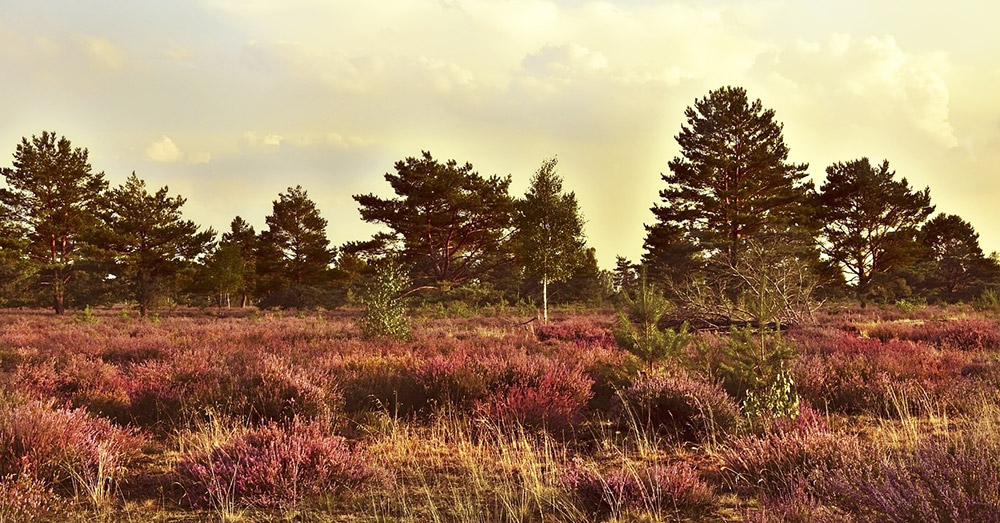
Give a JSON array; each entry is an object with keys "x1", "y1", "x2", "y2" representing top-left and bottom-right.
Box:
[{"x1": 1, "y1": 0, "x2": 999, "y2": 268}]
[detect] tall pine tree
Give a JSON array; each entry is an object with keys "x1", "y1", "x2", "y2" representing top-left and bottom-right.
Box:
[
  {"x1": 643, "y1": 87, "x2": 812, "y2": 284},
  {"x1": 256, "y1": 186, "x2": 333, "y2": 304},
  {"x1": 353, "y1": 151, "x2": 514, "y2": 290},
  {"x1": 0, "y1": 132, "x2": 107, "y2": 313},
  {"x1": 816, "y1": 158, "x2": 934, "y2": 306},
  {"x1": 221, "y1": 216, "x2": 258, "y2": 307},
  {"x1": 97, "y1": 173, "x2": 215, "y2": 316}
]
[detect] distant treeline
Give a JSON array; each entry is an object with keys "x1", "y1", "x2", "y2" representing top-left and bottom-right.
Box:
[{"x1": 1, "y1": 86, "x2": 998, "y2": 316}]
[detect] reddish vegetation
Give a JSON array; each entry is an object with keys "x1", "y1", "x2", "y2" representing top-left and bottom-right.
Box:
[
  {"x1": 0, "y1": 307, "x2": 998, "y2": 520},
  {"x1": 176, "y1": 419, "x2": 373, "y2": 508}
]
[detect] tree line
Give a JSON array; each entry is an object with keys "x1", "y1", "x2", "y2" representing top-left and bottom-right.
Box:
[
  {"x1": 0, "y1": 137, "x2": 595, "y2": 316},
  {"x1": 2, "y1": 86, "x2": 998, "y2": 317},
  {"x1": 636, "y1": 86, "x2": 999, "y2": 317}
]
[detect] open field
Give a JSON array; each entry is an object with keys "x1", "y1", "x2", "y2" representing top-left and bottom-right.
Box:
[{"x1": 1, "y1": 306, "x2": 1000, "y2": 522}]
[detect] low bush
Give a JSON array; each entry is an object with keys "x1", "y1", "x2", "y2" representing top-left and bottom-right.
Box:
[
  {"x1": 0, "y1": 401, "x2": 142, "y2": 503},
  {"x1": 476, "y1": 360, "x2": 593, "y2": 431},
  {"x1": 535, "y1": 318, "x2": 615, "y2": 348},
  {"x1": 563, "y1": 459, "x2": 713, "y2": 517},
  {"x1": 821, "y1": 441, "x2": 1000, "y2": 523},
  {"x1": 176, "y1": 419, "x2": 374, "y2": 509},
  {"x1": 720, "y1": 407, "x2": 862, "y2": 494},
  {"x1": 617, "y1": 371, "x2": 740, "y2": 442},
  {"x1": 869, "y1": 319, "x2": 1000, "y2": 351}
]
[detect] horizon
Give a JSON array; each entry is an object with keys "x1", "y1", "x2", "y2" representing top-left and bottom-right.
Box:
[{"x1": 2, "y1": 0, "x2": 998, "y2": 268}]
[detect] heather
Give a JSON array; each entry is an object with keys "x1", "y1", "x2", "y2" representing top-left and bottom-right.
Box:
[{"x1": 0, "y1": 305, "x2": 999, "y2": 520}]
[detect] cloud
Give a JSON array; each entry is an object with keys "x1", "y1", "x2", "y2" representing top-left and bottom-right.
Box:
[
  {"x1": 146, "y1": 136, "x2": 183, "y2": 162},
  {"x1": 241, "y1": 130, "x2": 372, "y2": 150},
  {"x1": 145, "y1": 135, "x2": 211, "y2": 164},
  {"x1": 754, "y1": 33, "x2": 958, "y2": 148},
  {"x1": 77, "y1": 35, "x2": 124, "y2": 70},
  {"x1": 242, "y1": 131, "x2": 284, "y2": 149}
]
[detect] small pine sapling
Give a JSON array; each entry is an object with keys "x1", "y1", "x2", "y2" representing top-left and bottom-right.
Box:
[{"x1": 613, "y1": 270, "x2": 691, "y2": 373}]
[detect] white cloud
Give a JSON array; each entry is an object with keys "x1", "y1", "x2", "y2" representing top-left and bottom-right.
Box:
[
  {"x1": 755, "y1": 33, "x2": 958, "y2": 148},
  {"x1": 145, "y1": 136, "x2": 183, "y2": 163},
  {"x1": 242, "y1": 130, "x2": 372, "y2": 150},
  {"x1": 77, "y1": 35, "x2": 124, "y2": 70},
  {"x1": 144, "y1": 135, "x2": 211, "y2": 164},
  {"x1": 242, "y1": 132, "x2": 284, "y2": 148}
]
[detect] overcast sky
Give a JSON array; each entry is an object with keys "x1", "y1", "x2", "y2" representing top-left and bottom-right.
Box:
[{"x1": 2, "y1": 0, "x2": 998, "y2": 268}]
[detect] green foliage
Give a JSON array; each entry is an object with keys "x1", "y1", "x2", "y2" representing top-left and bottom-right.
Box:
[
  {"x1": 95, "y1": 172, "x2": 214, "y2": 317},
  {"x1": 219, "y1": 216, "x2": 258, "y2": 306},
  {"x1": 718, "y1": 327, "x2": 799, "y2": 423},
  {"x1": 974, "y1": 288, "x2": 1000, "y2": 313},
  {"x1": 73, "y1": 305, "x2": 98, "y2": 324},
  {"x1": 612, "y1": 256, "x2": 637, "y2": 296},
  {"x1": 816, "y1": 158, "x2": 934, "y2": 305},
  {"x1": 257, "y1": 186, "x2": 333, "y2": 295},
  {"x1": 613, "y1": 272, "x2": 691, "y2": 372},
  {"x1": 352, "y1": 151, "x2": 514, "y2": 288},
  {"x1": 358, "y1": 258, "x2": 410, "y2": 340},
  {"x1": 920, "y1": 214, "x2": 998, "y2": 302},
  {"x1": 0, "y1": 131, "x2": 108, "y2": 314},
  {"x1": 514, "y1": 157, "x2": 587, "y2": 320},
  {"x1": 643, "y1": 86, "x2": 812, "y2": 283}
]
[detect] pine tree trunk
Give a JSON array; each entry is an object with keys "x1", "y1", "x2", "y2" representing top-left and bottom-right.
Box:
[
  {"x1": 52, "y1": 266, "x2": 65, "y2": 315},
  {"x1": 53, "y1": 288, "x2": 65, "y2": 315}
]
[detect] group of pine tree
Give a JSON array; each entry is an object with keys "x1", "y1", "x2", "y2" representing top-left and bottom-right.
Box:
[{"x1": 1, "y1": 86, "x2": 998, "y2": 317}]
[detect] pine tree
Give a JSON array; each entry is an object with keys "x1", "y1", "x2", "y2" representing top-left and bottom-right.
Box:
[
  {"x1": 257, "y1": 186, "x2": 333, "y2": 303},
  {"x1": 514, "y1": 157, "x2": 586, "y2": 322},
  {"x1": 921, "y1": 213, "x2": 992, "y2": 301},
  {"x1": 221, "y1": 216, "x2": 257, "y2": 307},
  {"x1": 816, "y1": 158, "x2": 934, "y2": 306},
  {"x1": 0, "y1": 132, "x2": 107, "y2": 313},
  {"x1": 353, "y1": 151, "x2": 514, "y2": 289},
  {"x1": 97, "y1": 173, "x2": 214, "y2": 316},
  {"x1": 612, "y1": 256, "x2": 638, "y2": 295},
  {"x1": 644, "y1": 86, "x2": 812, "y2": 282},
  {"x1": 0, "y1": 203, "x2": 32, "y2": 305}
]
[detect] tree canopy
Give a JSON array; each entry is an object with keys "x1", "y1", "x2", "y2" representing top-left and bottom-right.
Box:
[
  {"x1": 816, "y1": 158, "x2": 934, "y2": 305},
  {"x1": 0, "y1": 131, "x2": 107, "y2": 313},
  {"x1": 353, "y1": 151, "x2": 514, "y2": 290},
  {"x1": 644, "y1": 86, "x2": 812, "y2": 283},
  {"x1": 96, "y1": 172, "x2": 214, "y2": 316},
  {"x1": 256, "y1": 186, "x2": 334, "y2": 306},
  {"x1": 514, "y1": 157, "x2": 587, "y2": 321}
]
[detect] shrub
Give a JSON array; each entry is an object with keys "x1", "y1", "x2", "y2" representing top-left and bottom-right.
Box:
[
  {"x1": 618, "y1": 371, "x2": 739, "y2": 442},
  {"x1": 476, "y1": 362, "x2": 593, "y2": 431},
  {"x1": 358, "y1": 258, "x2": 410, "y2": 340},
  {"x1": 974, "y1": 288, "x2": 1000, "y2": 313},
  {"x1": 0, "y1": 474, "x2": 56, "y2": 520},
  {"x1": 822, "y1": 441, "x2": 1000, "y2": 523},
  {"x1": 175, "y1": 350, "x2": 341, "y2": 425},
  {"x1": 613, "y1": 272, "x2": 690, "y2": 372},
  {"x1": 720, "y1": 407, "x2": 861, "y2": 494},
  {"x1": 176, "y1": 419, "x2": 374, "y2": 509},
  {"x1": 718, "y1": 327, "x2": 799, "y2": 421},
  {"x1": 563, "y1": 459, "x2": 713, "y2": 517},
  {"x1": 869, "y1": 319, "x2": 1000, "y2": 351},
  {"x1": 535, "y1": 318, "x2": 615, "y2": 348},
  {"x1": 0, "y1": 401, "x2": 142, "y2": 503},
  {"x1": 744, "y1": 479, "x2": 850, "y2": 523},
  {"x1": 337, "y1": 355, "x2": 425, "y2": 415}
]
